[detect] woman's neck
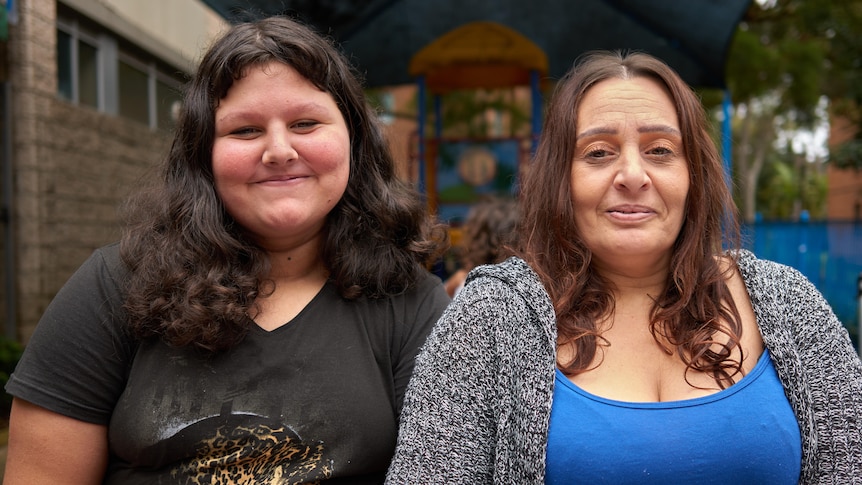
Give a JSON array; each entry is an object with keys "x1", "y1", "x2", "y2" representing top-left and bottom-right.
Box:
[{"x1": 592, "y1": 256, "x2": 670, "y2": 299}]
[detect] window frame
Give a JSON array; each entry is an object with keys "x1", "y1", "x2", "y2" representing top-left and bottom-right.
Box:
[{"x1": 56, "y1": 8, "x2": 187, "y2": 131}]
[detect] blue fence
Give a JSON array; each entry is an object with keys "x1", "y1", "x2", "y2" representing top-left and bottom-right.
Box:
[{"x1": 743, "y1": 221, "x2": 862, "y2": 341}]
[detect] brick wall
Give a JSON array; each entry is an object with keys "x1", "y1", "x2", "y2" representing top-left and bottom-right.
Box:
[
  {"x1": 826, "y1": 114, "x2": 862, "y2": 221},
  {"x1": 8, "y1": 0, "x2": 172, "y2": 341}
]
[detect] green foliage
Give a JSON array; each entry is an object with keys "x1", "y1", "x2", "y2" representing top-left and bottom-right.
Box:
[
  {"x1": 717, "y1": 0, "x2": 861, "y2": 220},
  {"x1": 830, "y1": 139, "x2": 862, "y2": 170},
  {"x1": 782, "y1": 40, "x2": 827, "y2": 125},
  {"x1": 726, "y1": 0, "x2": 861, "y2": 125},
  {"x1": 756, "y1": 149, "x2": 829, "y2": 220},
  {"x1": 0, "y1": 336, "x2": 22, "y2": 419},
  {"x1": 757, "y1": 158, "x2": 797, "y2": 219},
  {"x1": 416, "y1": 89, "x2": 532, "y2": 138},
  {"x1": 803, "y1": 1, "x2": 862, "y2": 105},
  {"x1": 725, "y1": 28, "x2": 784, "y2": 103},
  {"x1": 370, "y1": 86, "x2": 533, "y2": 140}
]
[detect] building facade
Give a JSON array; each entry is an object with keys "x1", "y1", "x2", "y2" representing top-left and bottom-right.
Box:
[{"x1": 0, "y1": 0, "x2": 225, "y2": 342}]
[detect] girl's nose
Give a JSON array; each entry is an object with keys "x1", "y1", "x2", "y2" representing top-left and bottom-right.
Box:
[{"x1": 262, "y1": 132, "x2": 298, "y2": 165}]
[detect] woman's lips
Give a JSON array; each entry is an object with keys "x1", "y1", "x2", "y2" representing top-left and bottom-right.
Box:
[{"x1": 606, "y1": 205, "x2": 655, "y2": 222}]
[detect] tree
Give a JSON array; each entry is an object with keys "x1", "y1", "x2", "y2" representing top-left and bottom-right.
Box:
[
  {"x1": 756, "y1": 147, "x2": 828, "y2": 220},
  {"x1": 831, "y1": 139, "x2": 862, "y2": 170},
  {"x1": 368, "y1": 86, "x2": 532, "y2": 139},
  {"x1": 712, "y1": 0, "x2": 862, "y2": 221},
  {"x1": 425, "y1": 88, "x2": 532, "y2": 139}
]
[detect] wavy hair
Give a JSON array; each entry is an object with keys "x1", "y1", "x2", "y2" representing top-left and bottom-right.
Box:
[
  {"x1": 517, "y1": 51, "x2": 743, "y2": 388},
  {"x1": 120, "y1": 16, "x2": 447, "y2": 353},
  {"x1": 460, "y1": 195, "x2": 519, "y2": 269}
]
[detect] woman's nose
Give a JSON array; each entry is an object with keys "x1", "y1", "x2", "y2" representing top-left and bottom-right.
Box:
[{"x1": 614, "y1": 147, "x2": 650, "y2": 191}]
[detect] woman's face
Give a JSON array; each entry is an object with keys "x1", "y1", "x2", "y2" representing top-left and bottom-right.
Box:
[
  {"x1": 212, "y1": 61, "x2": 350, "y2": 250},
  {"x1": 570, "y1": 76, "x2": 690, "y2": 270}
]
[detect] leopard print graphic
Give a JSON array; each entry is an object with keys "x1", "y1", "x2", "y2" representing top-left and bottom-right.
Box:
[{"x1": 171, "y1": 422, "x2": 333, "y2": 484}]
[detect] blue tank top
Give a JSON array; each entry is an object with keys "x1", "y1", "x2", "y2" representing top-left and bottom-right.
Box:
[{"x1": 545, "y1": 349, "x2": 801, "y2": 484}]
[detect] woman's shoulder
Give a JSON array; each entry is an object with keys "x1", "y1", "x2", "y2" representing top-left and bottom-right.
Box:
[
  {"x1": 459, "y1": 256, "x2": 555, "y2": 325},
  {"x1": 729, "y1": 249, "x2": 811, "y2": 291},
  {"x1": 465, "y1": 256, "x2": 537, "y2": 284},
  {"x1": 464, "y1": 257, "x2": 540, "y2": 294},
  {"x1": 727, "y1": 249, "x2": 835, "y2": 330}
]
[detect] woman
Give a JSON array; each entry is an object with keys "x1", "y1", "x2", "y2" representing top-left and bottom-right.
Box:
[
  {"x1": 386, "y1": 51, "x2": 862, "y2": 484},
  {"x1": 5, "y1": 16, "x2": 450, "y2": 484}
]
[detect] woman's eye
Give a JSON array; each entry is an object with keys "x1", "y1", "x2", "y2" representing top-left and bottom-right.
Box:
[
  {"x1": 647, "y1": 145, "x2": 674, "y2": 156},
  {"x1": 586, "y1": 148, "x2": 611, "y2": 159}
]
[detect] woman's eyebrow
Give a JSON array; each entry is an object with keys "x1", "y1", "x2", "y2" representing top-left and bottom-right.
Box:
[
  {"x1": 576, "y1": 126, "x2": 617, "y2": 140},
  {"x1": 576, "y1": 124, "x2": 681, "y2": 140},
  {"x1": 638, "y1": 124, "x2": 681, "y2": 136}
]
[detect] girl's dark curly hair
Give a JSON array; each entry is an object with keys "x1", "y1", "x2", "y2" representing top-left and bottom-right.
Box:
[
  {"x1": 517, "y1": 50, "x2": 744, "y2": 389},
  {"x1": 120, "y1": 16, "x2": 447, "y2": 353}
]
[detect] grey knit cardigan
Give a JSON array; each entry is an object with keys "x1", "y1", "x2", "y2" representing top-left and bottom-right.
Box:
[{"x1": 386, "y1": 250, "x2": 862, "y2": 484}]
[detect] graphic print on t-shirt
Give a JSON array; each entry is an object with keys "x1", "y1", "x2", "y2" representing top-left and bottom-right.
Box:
[{"x1": 147, "y1": 400, "x2": 334, "y2": 484}]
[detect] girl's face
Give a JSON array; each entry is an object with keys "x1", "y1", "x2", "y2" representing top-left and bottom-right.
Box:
[
  {"x1": 212, "y1": 61, "x2": 351, "y2": 251},
  {"x1": 570, "y1": 76, "x2": 690, "y2": 271}
]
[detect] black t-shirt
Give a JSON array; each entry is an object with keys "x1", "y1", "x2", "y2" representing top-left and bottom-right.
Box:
[{"x1": 7, "y1": 243, "x2": 450, "y2": 484}]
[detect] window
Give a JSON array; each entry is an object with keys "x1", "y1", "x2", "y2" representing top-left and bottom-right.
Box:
[
  {"x1": 56, "y1": 6, "x2": 186, "y2": 131},
  {"x1": 56, "y1": 30, "x2": 72, "y2": 101},
  {"x1": 118, "y1": 58, "x2": 149, "y2": 125},
  {"x1": 156, "y1": 79, "x2": 183, "y2": 131},
  {"x1": 56, "y1": 23, "x2": 99, "y2": 109},
  {"x1": 78, "y1": 40, "x2": 99, "y2": 108}
]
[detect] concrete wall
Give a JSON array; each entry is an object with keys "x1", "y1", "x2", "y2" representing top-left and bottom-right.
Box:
[{"x1": 99, "y1": 0, "x2": 226, "y2": 65}]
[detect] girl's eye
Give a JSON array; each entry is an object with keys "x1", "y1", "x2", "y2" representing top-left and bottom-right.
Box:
[
  {"x1": 294, "y1": 120, "x2": 319, "y2": 130},
  {"x1": 228, "y1": 127, "x2": 260, "y2": 137}
]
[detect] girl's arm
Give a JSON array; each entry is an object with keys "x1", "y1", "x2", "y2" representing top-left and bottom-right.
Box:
[{"x1": 4, "y1": 398, "x2": 109, "y2": 485}]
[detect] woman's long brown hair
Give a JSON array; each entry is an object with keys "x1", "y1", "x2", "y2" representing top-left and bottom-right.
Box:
[{"x1": 517, "y1": 51, "x2": 744, "y2": 388}]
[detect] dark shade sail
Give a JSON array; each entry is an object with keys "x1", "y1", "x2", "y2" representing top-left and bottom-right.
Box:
[{"x1": 200, "y1": 0, "x2": 752, "y2": 89}]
